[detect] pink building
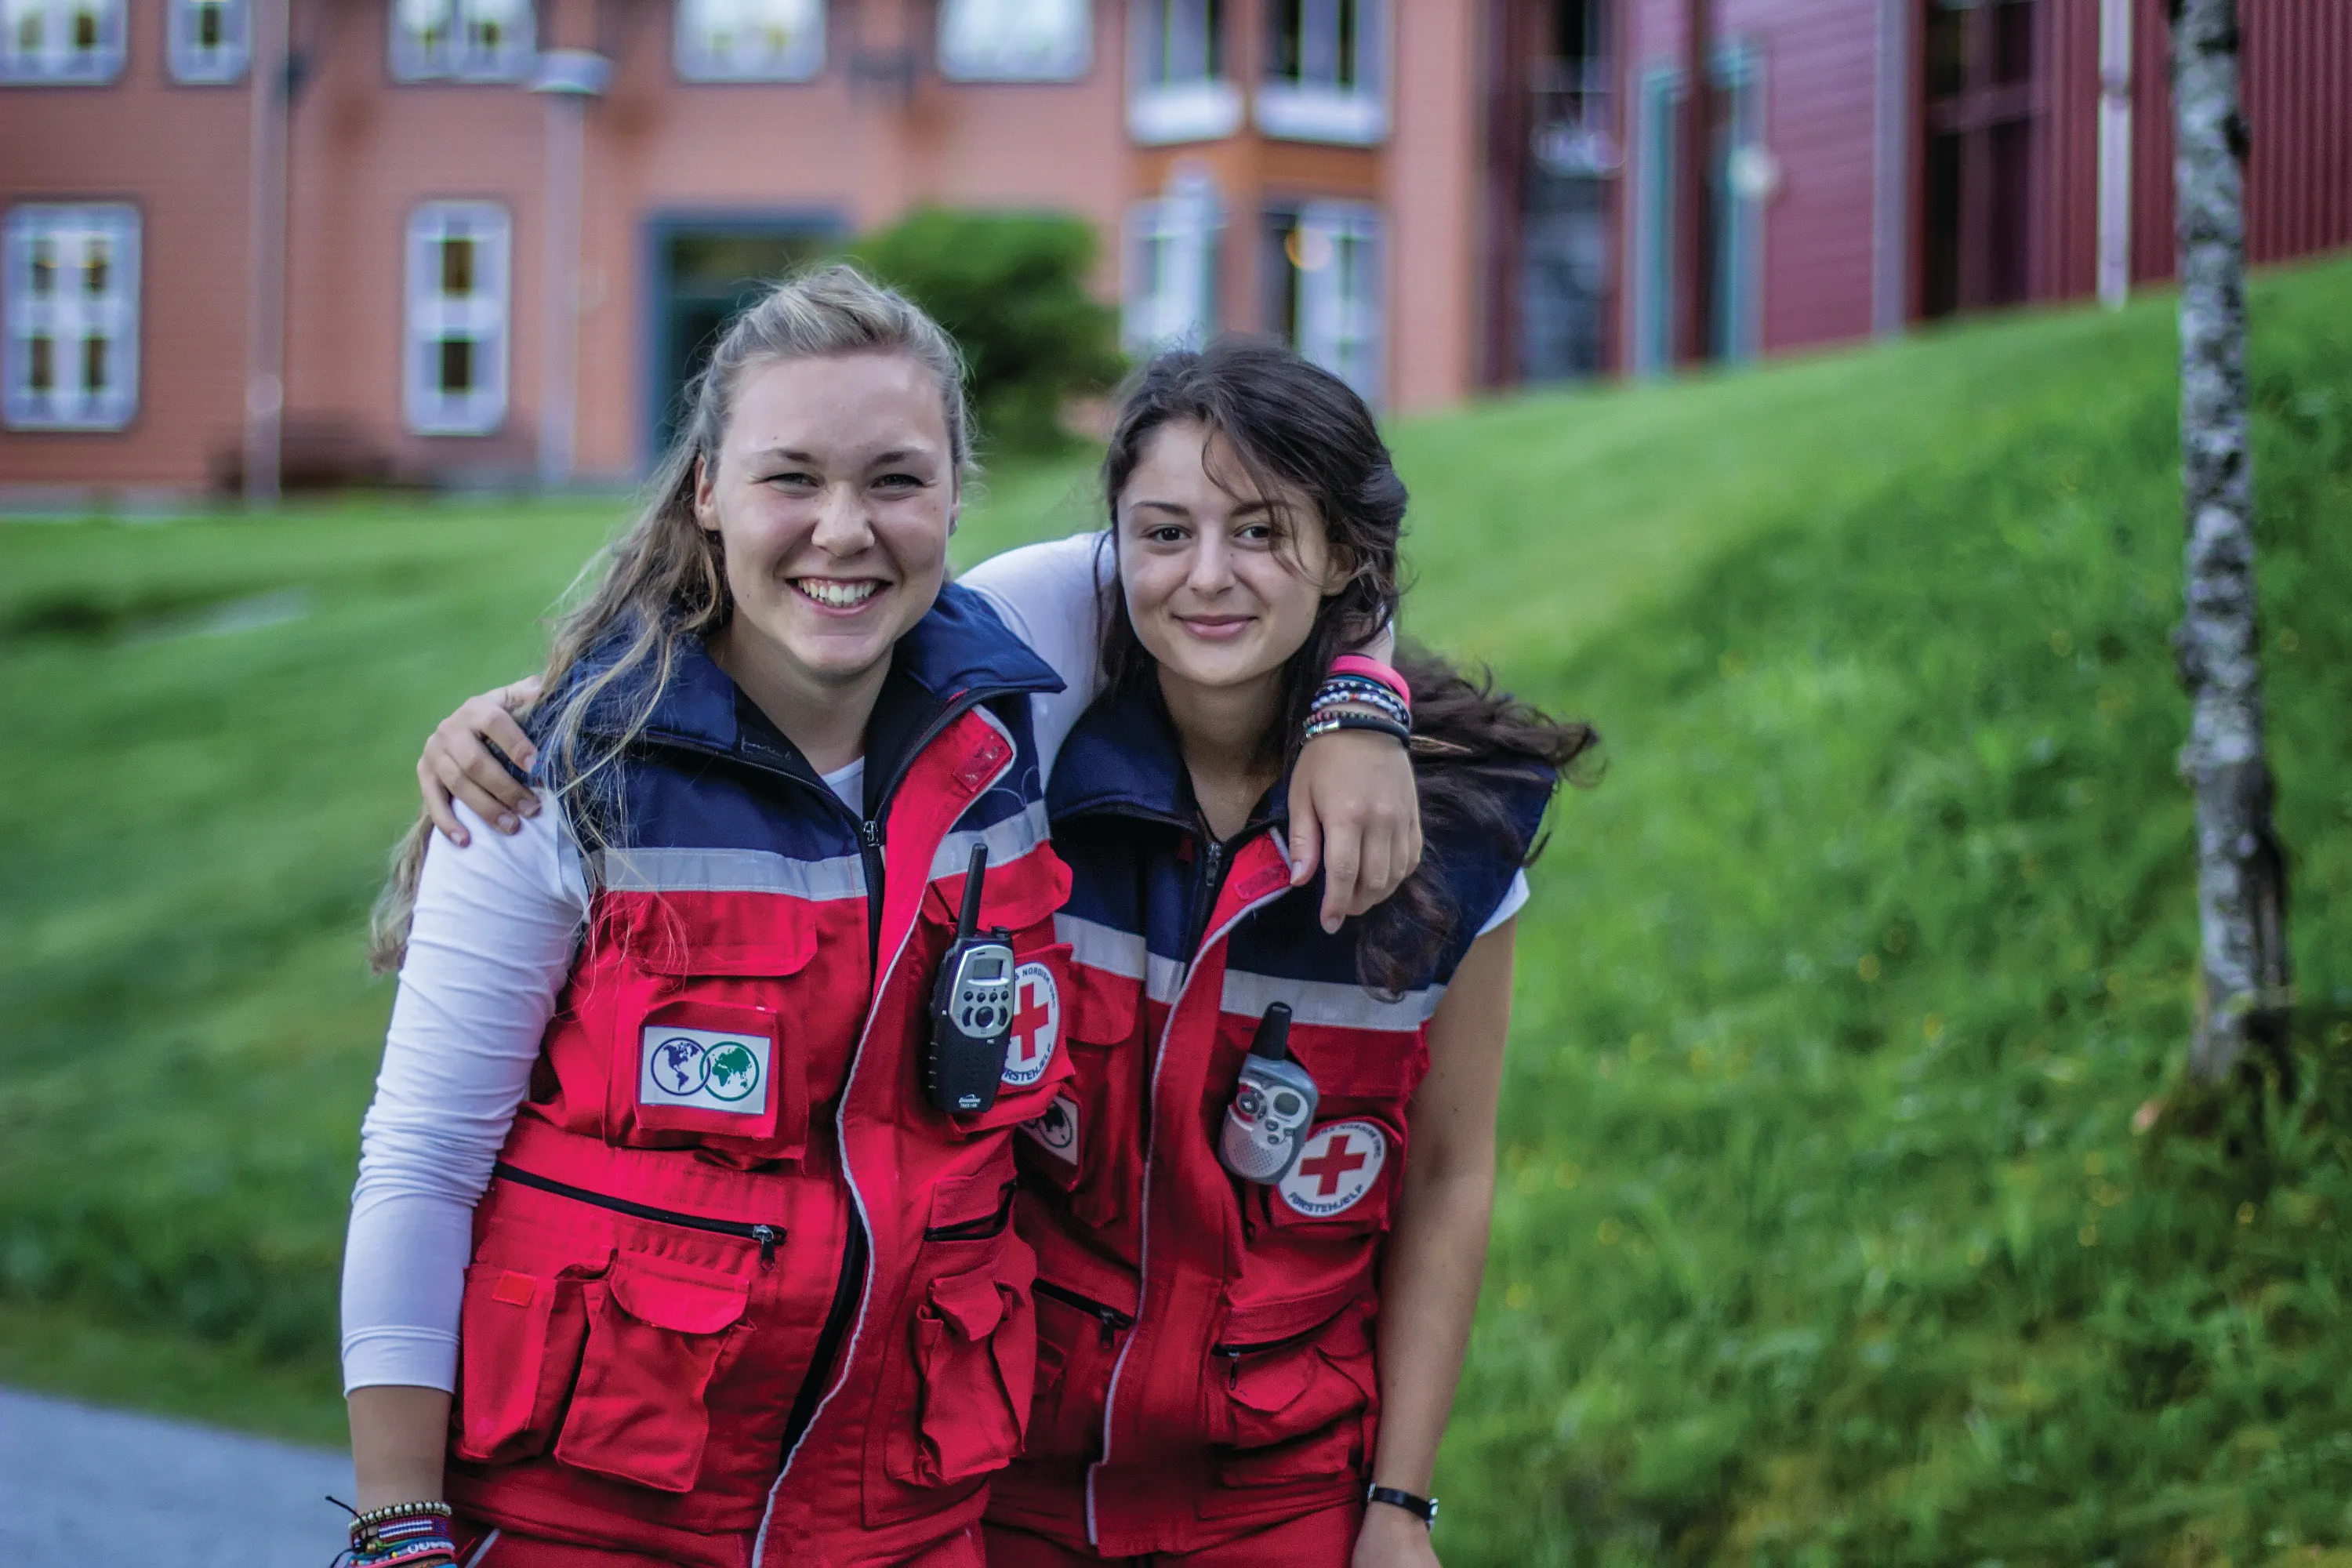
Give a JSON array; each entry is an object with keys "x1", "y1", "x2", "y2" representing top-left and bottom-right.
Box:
[{"x1": 3, "y1": 0, "x2": 2347, "y2": 499}]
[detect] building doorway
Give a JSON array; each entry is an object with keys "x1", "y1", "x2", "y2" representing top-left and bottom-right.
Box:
[
  {"x1": 1518, "y1": 0, "x2": 1616, "y2": 382},
  {"x1": 644, "y1": 216, "x2": 839, "y2": 464},
  {"x1": 1920, "y1": 0, "x2": 2038, "y2": 318}
]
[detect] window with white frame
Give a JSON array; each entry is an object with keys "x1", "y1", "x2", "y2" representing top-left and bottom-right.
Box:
[
  {"x1": 1123, "y1": 170, "x2": 1220, "y2": 355},
  {"x1": 390, "y1": 0, "x2": 535, "y2": 82},
  {"x1": 3, "y1": 204, "x2": 140, "y2": 431},
  {"x1": 940, "y1": 0, "x2": 1088, "y2": 82},
  {"x1": 405, "y1": 204, "x2": 510, "y2": 436},
  {"x1": 169, "y1": 0, "x2": 249, "y2": 82},
  {"x1": 676, "y1": 0, "x2": 823, "y2": 83},
  {"x1": 1127, "y1": 0, "x2": 1238, "y2": 146},
  {"x1": 0, "y1": 0, "x2": 126, "y2": 84},
  {"x1": 1257, "y1": 0, "x2": 1385, "y2": 145},
  {"x1": 1265, "y1": 201, "x2": 1380, "y2": 403}
]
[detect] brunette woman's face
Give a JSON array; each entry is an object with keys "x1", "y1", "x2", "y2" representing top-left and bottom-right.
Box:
[
  {"x1": 694, "y1": 350, "x2": 956, "y2": 689},
  {"x1": 1116, "y1": 419, "x2": 1345, "y2": 696}
]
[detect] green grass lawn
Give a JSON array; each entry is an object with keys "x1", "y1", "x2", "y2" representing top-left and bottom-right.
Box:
[{"x1": 5, "y1": 256, "x2": 2350, "y2": 1563}]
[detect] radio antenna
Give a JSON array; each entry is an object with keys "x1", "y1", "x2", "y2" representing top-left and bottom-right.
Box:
[
  {"x1": 956, "y1": 843, "x2": 989, "y2": 940},
  {"x1": 1248, "y1": 1003, "x2": 1293, "y2": 1059}
]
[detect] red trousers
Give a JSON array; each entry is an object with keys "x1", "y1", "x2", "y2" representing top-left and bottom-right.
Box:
[
  {"x1": 451, "y1": 1519, "x2": 986, "y2": 1568},
  {"x1": 979, "y1": 1504, "x2": 1362, "y2": 1567}
]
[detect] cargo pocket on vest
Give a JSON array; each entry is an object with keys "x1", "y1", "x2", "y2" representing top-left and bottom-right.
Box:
[
  {"x1": 552, "y1": 1252, "x2": 750, "y2": 1493},
  {"x1": 451, "y1": 1257, "x2": 601, "y2": 1464},
  {"x1": 1017, "y1": 958, "x2": 1140, "y2": 1231},
  {"x1": 884, "y1": 1242, "x2": 1038, "y2": 1489},
  {"x1": 604, "y1": 903, "x2": 817, "y2": 1163},
  {"x1": 1202, "y1": 1302, "x2": 1374, "y2": 1503}
]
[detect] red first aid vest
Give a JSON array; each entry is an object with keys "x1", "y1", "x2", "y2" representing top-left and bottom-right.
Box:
[
  {"x1": 984, "y1": 681, "x2": 1553, "y2": 1560},
  {"x1": 444, "y1": 597, "x2": 1076, "y2": 1568}
]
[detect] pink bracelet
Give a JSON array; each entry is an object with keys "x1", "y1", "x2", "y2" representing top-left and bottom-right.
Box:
[{"x1": 1329, "y1": 654, "x2": 1409, "y2": 708}]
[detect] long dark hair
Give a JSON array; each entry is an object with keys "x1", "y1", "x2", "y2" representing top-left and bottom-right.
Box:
[{"x1": 1095, "y1": 336, "x2": 1597, "y2": 993}]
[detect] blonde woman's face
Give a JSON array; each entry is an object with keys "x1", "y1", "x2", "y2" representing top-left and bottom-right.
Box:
[{"x1": 695, "y1": 350, "x2": 956, "y2": 692}]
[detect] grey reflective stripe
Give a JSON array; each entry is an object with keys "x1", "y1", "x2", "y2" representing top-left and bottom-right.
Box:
[
  {"x1": 930, "y1": 798, "x2": 1051, "y2": 881},
  {"x1": 592, "y1": 846, "x2": 867, "y2": 902},
  {"x1": 1056, "y1": 913, "x2": 1185, "y2": 1004},
  {"x1": 1220, "y1": 967, "x2": 1443, "y2": 1033}
]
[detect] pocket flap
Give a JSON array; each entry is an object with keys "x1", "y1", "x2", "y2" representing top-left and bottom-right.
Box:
[
  {"x1": 608, "y1": 898, "x2": 818, "y2": 978},
  {"x1": 932, "y1": 845, "x2": 1072, "y2": 938},
  {"x1": 1065, "y1": 958, "x2": 1142, "y2": 1045},
  {"x1": 1228, "y1": 1350, "x2": 1317, "y2": 1414},
  {"x1": 928, "y1": 1269, "x2": 1007, "y2": 1342},
  {"x1": 606, "y1": 1255, "x2": 751, "y2": 1335}
]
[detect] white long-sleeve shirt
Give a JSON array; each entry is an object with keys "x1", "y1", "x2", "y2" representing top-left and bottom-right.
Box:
[{"x1": 339, "y1": 533, "x2": 1523, "y2": 1392}]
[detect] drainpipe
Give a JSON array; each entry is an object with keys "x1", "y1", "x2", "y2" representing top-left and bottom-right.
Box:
[
  {"x1": 242, "y1": 0, "x2": 290, "y2": 507},
  {"x1": 532, "y1": 48, "x2": 612, "y2": 490},
  {"x1": 1871, "y1": 0, "x2": 1909, "y2": 336},
  {"x1": 2096, "y1": 0, "x2": 2134, "y2": 309},
  {"x1": 1676, "y1": 0, "x2": 1714, "y2": 365}
]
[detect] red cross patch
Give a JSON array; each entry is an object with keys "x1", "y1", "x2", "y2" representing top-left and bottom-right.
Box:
[
  {"x1": 1000, "y1": 960, "x2": 1060, "y2": 1087},
  {"x1": 1277, "y1": 1120, "x2": 1388, "y2": 1218}
]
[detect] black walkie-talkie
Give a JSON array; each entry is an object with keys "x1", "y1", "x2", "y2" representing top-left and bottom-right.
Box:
[{"x1": 926, "y1": 843, "x2": 1016, "y2": 1114}]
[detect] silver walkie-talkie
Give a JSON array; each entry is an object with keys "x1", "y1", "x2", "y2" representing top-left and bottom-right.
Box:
[
  {"x1": 925, "y1": 843, "x2": 1016, "y2": 1114},
  {"x1": 1219, "y1": 1004, "x2": 1319, "y2": 1184}
]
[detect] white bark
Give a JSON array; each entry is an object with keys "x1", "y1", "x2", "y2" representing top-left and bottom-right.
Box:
[{"x1": 2171, "y1": 0, "x2": 2289, "y2": 1083}]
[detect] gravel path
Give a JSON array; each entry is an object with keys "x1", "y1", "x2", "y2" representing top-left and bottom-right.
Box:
[{"x1": 0, "y1": 1387, "x2": 355, "y2": 1567}]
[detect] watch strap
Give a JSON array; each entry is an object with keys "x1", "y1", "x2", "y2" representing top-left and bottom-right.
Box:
[{"x1": 1366, "y1": 1483, "x2": 1438, "y2": 1529}]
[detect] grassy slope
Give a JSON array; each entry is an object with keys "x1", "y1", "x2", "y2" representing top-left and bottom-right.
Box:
[
  {"x1": 1425, "y1": 260, "x2": 2352, "y2": 1566},
  {"x1": 2, "y1": 260, "x2": 2347, "y2": 1561}
]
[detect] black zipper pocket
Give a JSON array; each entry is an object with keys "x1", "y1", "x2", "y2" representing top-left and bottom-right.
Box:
[
  {"x1": 923, "y1": 1180, "x2": 1016, "y2": 1243},
  {"x1": 1210, "y1": 1308, "x2": 1346, "y2": 1385},
  {"x1": 1034, "y1": 1279, "x2": 1137, "y2": 1347},
  {"x1": 492, "y1": 1161, "x2": 786, "y2": 1269}
]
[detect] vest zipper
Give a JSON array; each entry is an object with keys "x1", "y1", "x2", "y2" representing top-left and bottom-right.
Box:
[
  {"x1": 1034, "y1": 1279, "x2": 1137, "y2": 1348},
  {"x1": 492, "y1": 1161, "x2": 783, "y2": 1269},
  {"x1": 774, "y1": 685, "x2": 1020, "y2": 1475}
]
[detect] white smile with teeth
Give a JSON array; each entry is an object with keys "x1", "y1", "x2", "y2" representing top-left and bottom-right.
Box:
[{"x1": 793, "y1": 579, "x2": 881, "y2": 608}]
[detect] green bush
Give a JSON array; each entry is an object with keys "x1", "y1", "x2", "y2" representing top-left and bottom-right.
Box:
[{"x1": 843, "y1": 208, "x2": 1125, "y2": 456}]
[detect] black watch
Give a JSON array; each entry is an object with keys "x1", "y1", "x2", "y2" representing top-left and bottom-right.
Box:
[{"x1": 1366, "y1": 1484, "x2": 1438, "y2": 1530}]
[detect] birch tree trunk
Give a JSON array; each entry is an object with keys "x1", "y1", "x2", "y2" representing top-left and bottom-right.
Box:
[{"x1": 2170, "y1": 0, "x2": 2290, "y2": 1084}]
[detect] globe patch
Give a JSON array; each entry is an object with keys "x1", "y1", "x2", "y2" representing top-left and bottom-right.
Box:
[
  {"x1": 1276, "y1": 1120, "x2": 1388, "y2": 1218},
  {"x1": 1001, "y1": 960, "x2": 1060, "y2": 1087},
  {"x1": 641, "y1": 1024, "x2": 768, "y2": 1115}
]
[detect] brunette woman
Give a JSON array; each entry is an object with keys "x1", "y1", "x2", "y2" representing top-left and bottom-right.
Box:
[{"x1": 978, "y1": 339, "x2": 1592, "y2": 1568}]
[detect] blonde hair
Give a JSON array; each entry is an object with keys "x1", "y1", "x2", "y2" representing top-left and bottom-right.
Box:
[{"x1": 369, "y1": 263, "x2": 971, "y2": 971}]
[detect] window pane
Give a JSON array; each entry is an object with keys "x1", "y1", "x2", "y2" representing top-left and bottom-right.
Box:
[
  {"x1": 1335, "y1": 0, "x2": 1356, "y2": 89},
  {"x1": 29, "y1": 336, "x2": 53, "y2": 394},
  {"x1": 85, "y1": 240, "x2": 110, "y2": 296},
  {"x1": 83, "y1": 333, "x2": 107, "y2": 393},
  {"x1": 199, "y1": 2, "x2": 223, "y2": 48},
  {"x1": 16, "y1": 12, "x2": 41, "y2": 53},
  {"x1": 31, "y1": 241, "x2": 56, "y2": 296},
  {"x1": 74, "y1": 6, "x2": 100, "y2": 52},
  {"x1": 438, "y1": 336, "x2": 475, "y2": 394},
  {"x1": 441, "y1": 237, "x2": 475, "y2": 296},
  {"x1": 1269, "y1": 0, "x2": 1299, "y2": 80}
]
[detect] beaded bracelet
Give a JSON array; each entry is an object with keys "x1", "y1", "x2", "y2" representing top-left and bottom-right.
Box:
[
  {"x1": 345, "y1": 1500, "x2": 458, "y2": 1568},
  {"x1": 1309, "y1": 684, "x2": 1410, "y2": 728},
  {"x1": 1303, "y1": 710, "x2": 1411, "y2": 746},
  {"x1": 1316, "y1": 672, "x2": 1410, "y2": 710}
]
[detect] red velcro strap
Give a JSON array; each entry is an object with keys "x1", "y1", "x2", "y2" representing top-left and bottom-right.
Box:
[{"x1": 491, "y1": 1270, "x2": 538, "y2": 1307}]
